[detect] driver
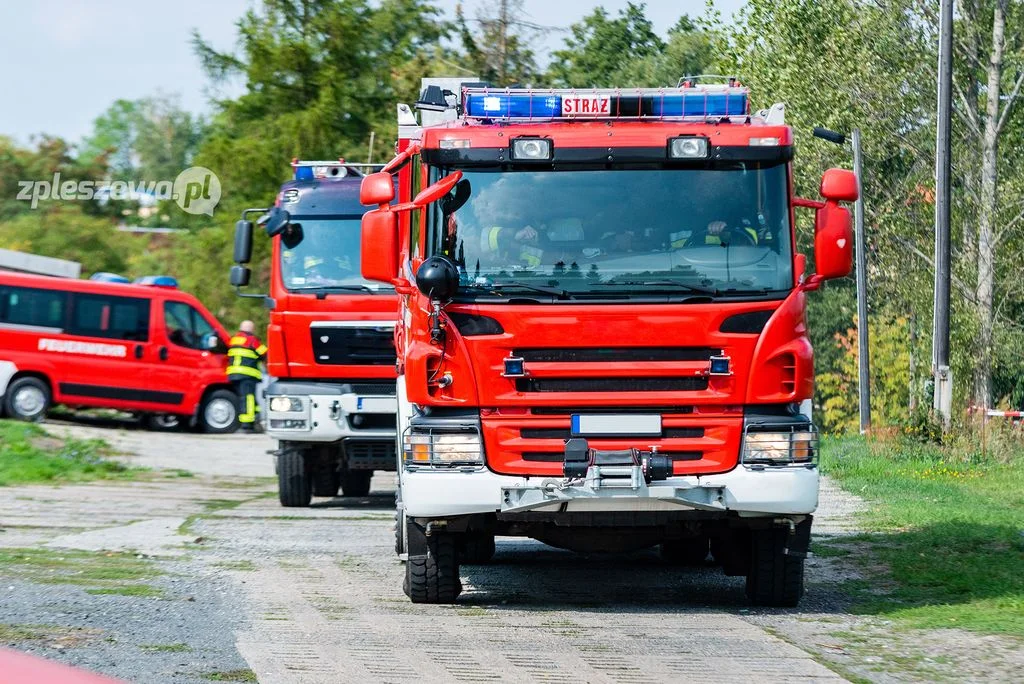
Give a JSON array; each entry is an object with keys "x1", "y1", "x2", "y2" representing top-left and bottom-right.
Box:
[{"x1": 479, "y1": 223, "x2": 543, "y2": 268}]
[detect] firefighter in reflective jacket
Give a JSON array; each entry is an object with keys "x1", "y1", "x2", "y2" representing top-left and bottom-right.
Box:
[{"x1": 227, "y1": 320, "x2": 267, "y2": 430}]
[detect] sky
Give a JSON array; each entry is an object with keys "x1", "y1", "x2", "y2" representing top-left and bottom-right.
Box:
[{"x1": 0, "y1": 0, "x2": 744, "y2": 146}]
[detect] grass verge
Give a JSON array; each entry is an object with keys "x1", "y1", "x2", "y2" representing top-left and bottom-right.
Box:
[
  {"x1": 0, "y1": 419, "x2": 139, "y2": 485},
  {"x1": 0, "y1": 547, "x2": 162, "y2": 596},
  {"x1": 820, "y1": 433, "x2": 1024, "y2": 636}
]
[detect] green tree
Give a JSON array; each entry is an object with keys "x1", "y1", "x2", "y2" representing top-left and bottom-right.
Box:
[
  {"x1": 547, "y1": 3, "x2": 665, "y2": 87},
  {"x1": 454, "y1": 0, "x2": 541, "y2": 84}
]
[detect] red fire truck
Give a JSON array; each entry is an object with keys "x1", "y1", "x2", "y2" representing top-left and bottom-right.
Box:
[
  {"x1": 0, "y1": 271, "x2": 238, "y2": 431},
  {"x1": 231, "y1": 160, "x2": 399, "y2": 507},
  {"x1": 360, "y1": 79, "x2": 857, "y2": 606}
]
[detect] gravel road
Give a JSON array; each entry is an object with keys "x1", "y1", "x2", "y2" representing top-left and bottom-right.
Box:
[{"x1": 1, "y1": 419, "x2": 1018, "y2": 683}]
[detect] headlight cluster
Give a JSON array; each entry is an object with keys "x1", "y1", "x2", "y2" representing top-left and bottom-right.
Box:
[
  {"x1": 742, "y1": 428, "x2": 818, "y2": 465},
  {"x1": 269, "y1": 396, "x2": 305, "y2": 413},
  {"x1": 404, "y1": 430, "x2": 483, "y2": 467}
]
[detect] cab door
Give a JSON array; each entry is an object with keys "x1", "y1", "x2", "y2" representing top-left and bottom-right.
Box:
[{"x1": 150, "y1": 299, "x2": 226, "y2": 415}]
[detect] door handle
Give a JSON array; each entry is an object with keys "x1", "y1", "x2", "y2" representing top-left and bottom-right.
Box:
[
  {"x1": 159, "y1": 347, "x2": 169, "y2": 361},
  {"x1": 134, "y1": 345, "x2": 143, "y2": 359}
]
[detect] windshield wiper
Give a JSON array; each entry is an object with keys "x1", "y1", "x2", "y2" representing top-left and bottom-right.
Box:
[
  {"x1": 597, "y1": 279, "x2": 718, "y2": 296},
  {"x1": 296, "y1": 284, "x2": 391, "y2": 295},
  {"x1": 471, "y1": 281, "x2": 573, "y2": 299}
]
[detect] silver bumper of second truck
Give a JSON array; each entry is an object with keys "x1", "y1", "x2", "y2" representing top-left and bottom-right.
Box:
[{"x1": 265, "y1": 390, "x2": 396, "y2": 443}]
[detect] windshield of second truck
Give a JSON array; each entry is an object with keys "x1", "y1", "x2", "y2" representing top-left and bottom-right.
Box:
[
  {"x1": 429, "y1": 163, "x2": 793, "y2": 298},
  {"x1": 280, "y1": 217, "x2": 389, "y2": 292}
]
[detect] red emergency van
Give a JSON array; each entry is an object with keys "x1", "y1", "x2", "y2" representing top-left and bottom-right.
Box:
[{"x1": 0, "y1": 271, "x2": 239, "y2": 432}]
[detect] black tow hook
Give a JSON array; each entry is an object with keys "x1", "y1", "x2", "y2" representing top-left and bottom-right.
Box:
[{"x1": 562, "y1": 438, "x2": 673, "y2": 484}]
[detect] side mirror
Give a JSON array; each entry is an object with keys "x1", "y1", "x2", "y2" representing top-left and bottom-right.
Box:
[
  {"x1": 201, "y1": 333, "x2": 220, "y2": 351},
  {"x1": 813, "y1": 202, "x2": 853, "y2": 281},
  {"x1": 233, "y1": 220, "x2": 254, "y2": 263},
  {"x1": 820, "y1": 168, "x2": 858, "y2": 202},
  {"x1": 412, "y1": 171, "x2": 463, "y2": 208},
  {"x1": 361, "y1": 209, "x2": 399, "y2": 283},
  {"x1": 416, "y1": 256, "x2": 460, "y2": 300},
  {"x1": 229, "y1": 265, "x2": 251, "y2": 287},
  {"x1": 259, "y1": 207, "x2": 291, "y2": 237},
  {"x1": 360, "y1": 171, "x2": 396, "y2": 206}
]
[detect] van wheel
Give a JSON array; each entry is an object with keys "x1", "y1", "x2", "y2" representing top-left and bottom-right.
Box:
[
  {"x1": 745, "y1": 528, "x2": 805, "y2": 607},
  {"x1": 145, "y1": 413, "x2": 182, "y2": 431},
  {"x1": 200, "y1": 390, "x2": 239, "y2": 434},
  {"x1": 340, "y1": 470, "x2": 372, "y2": 497},
  {"x1": 278, "y1": 448, "x2": 312, "y2": 507},
  {"x1": 404, "y1": 528, "x2": 461, "y2": 604},
  {"x1": 4, "y1": 377, "x2": 50, "y2": 422}
]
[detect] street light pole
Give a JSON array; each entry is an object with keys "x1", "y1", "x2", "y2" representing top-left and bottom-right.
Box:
[
  {"x1": 932, "y1": 0, "x2": 954, "y2": 427},
  {"x1": 851, "y1": 128, "x2": 871, "y2": 433},
  {"x1": 813, "y1": 126, "x2": 871, "y2": 433}
]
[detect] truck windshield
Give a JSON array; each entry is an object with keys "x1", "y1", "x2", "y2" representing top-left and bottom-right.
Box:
[
  {"x1": 429, "y1": 163, "x2": 793, "y2": 298},
  {"x1": 280, "y1": 217, "x2": 391, "y2": 293}
]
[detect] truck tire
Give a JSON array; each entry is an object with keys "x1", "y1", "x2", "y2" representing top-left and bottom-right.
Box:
[
  {"x1": 3, "y1": 377, "x2": 50, "y2": 422},
  {"x1": 311, "y1": 457, "x2": 340, "y2": 497},
  {"x1": 459, "y1": 533, "x2": 495, "y2": 564},
  {"x1": 278, "y1": 449, "x2": 312, "y2": 507},
  {"x1": 661, "y1": 536, "x2": 710, "y2": 566},
  {"x1": 200, "y1": 389, "x2": 240, "y2": 434},
  {"x1": 405, "y1": 530, "x2": 461, "y2": 604},
  {"x1": 340, "y1": 470, "x2": 372, "y2": 497},
  {"x1": 394, "y1": 489, "x2": 406, "y2": 557},
  {"x1": 745, "y1": 527, "x2": 805, "y2": 607}
]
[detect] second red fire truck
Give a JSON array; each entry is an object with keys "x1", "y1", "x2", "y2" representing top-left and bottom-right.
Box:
[
  {"x1": 231, "y1": 161, "x2": 399, "y2": 507},
  {"x1": 360, "y1": 78, "x2": 857, "y2": 606}
]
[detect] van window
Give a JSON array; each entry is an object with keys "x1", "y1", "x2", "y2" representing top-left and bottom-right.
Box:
[
  {"x1": 0, "y1": 286, "x2": 67, "y2": 329},
  {"x1": 68, "y1": 293, "x2": 150, "y2": 341},
  {"x1": 164, "y1": 301, "x2": 218, "y2": 351}
]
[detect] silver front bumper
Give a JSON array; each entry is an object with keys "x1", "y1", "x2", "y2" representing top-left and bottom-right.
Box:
[{"x1": 266, "y1": 389, "x2": 396, "y2": 443}]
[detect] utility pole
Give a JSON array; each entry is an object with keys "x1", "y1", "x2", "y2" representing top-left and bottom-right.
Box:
[
  {"x1": 932, "y1": 0, "x2": 954, "y2": 428},
  {"x1": 367, "y1": 131, "x2": 375, "y2": 165},
  {"x1": 851, "y1": 128, "x2": 871, "y2": 433},
  {"x1": 813, "y1": 126, "x2": 871, "y2": 433}
]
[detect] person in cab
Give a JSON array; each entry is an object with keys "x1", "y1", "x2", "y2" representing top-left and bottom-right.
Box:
[{"x1": 227, "y1": 320, "x2": 267, "y2": 432}]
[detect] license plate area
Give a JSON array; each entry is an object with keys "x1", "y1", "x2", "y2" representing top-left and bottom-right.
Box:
[{"x1": 570, "y1": 414, "x2": 661, "y2": 437}]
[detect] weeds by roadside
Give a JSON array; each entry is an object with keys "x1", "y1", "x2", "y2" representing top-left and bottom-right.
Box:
[
  {"x1": 820, "y1": 432, "x2": 1024, "y2": 636},
  {"x1": 0, "y1": 419, "x2": 140, "y2": 485}
]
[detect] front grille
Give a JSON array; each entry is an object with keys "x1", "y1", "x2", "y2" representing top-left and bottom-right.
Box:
[
  {"x1": 346, "y1": 413, "x2": 397, "y2": 430},
  {"x1": 531, "y1": 406, "x2": 694, "y2": 415},
  {"x1": 517, "y1": 347, "x2": 717, "y2": 362},
  {"x1": 522, "y1": 451, "x2": 702, "y2": 462},
  {"x1": 516, "y1": 377, "x2": 708, "y2": 393},
  {"x1": 345, "y1": 441, "x2": 396, "y2": 460},
  {"x1": 520, "y1": 427, "x2": 704, "y2": 440},
  {"x1": 347, "y1": 382, "x2": 396, "y2": 396},
  {"x1": 310, "y1": 326, "x2": 395, "y2": 366}
]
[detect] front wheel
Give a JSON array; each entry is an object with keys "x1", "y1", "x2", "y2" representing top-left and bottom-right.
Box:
[
  {"x1": 3, "y1": 377, "x2": 50, "y2": 422},
  {"x1": 200, "y1": 389, "x2": 239, "y2": 434},
  {"x1": 745, "y1": 526, "x2": 806, "y2": 607},
  {"x1": 340, "y1": 470, "x2": 372, "y2": 497},
  {"x1": 404, "y1": 527, "x2": 461, "y2": 604},
  {"x1": 278, "y1": 449, "x2": 312, "y2": 507}
]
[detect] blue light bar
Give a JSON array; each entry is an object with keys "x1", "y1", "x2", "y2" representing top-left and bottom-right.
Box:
[
  {"x1": 294, "y1": 166, "x2": 314, "y2": 181},
  {"x1": 90, "y1": 272, "x2": 130, "y2": 283},
  {"x1": 134, "y1": 275, "x2": 179, "y2": 288},
  {"x1": 462, "y1": 86, "x2": 749, "y2": 121},
  {"x1": 465, "y1": 93, "x2": 561, "y2": 119}
]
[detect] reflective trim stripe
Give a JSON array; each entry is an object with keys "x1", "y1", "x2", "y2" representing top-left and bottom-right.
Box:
[
  {"x1": 256, "y1": 344, "x2": 268, "y2": 356},
  {"x1": 229, "y1": 336, "x2": 248, "y2": 345},
  {"x1": 228, "y1": 348, "x2": 260, "y2": 359},
  {"x1": 226, "y1": 365, "x2": 263, "y2": 379},
  {"x1": 239, "y1": 393, "x2": 256, "y2": 423},
  {"x1": 487, "y1": 226, "x2": 501, "y2": 251}
]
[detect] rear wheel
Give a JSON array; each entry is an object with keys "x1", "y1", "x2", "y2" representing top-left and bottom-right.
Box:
[
  {"x1": 745, "y1": 527, "x2": 806, "y2": 607},
  {"x1": 4, "y1": 377, "x2": 50, "y2": 422},
  {"x1": 278, "y1": 448, "x2": 312, "y2": 507},
  {"x1": 405, "y1": 527, "x2": 461, "y2": 604},
  {"x1": 144, "y1": 413, "x2": 182, "y2": 431},
  {"x1": 340, "y1": 470, "x2": 372, "y2": 497},
  {"x1": 200, "y1": 389, "x2": 239, "y2": 434},
  {"x1": 311, "y1": 454, "x2": 340, "y2": 497}
]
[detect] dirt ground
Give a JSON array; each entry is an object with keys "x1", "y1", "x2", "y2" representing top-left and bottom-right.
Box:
[{"x1": 0, "y1": 419, "x2": 1019, "y2": 683}]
